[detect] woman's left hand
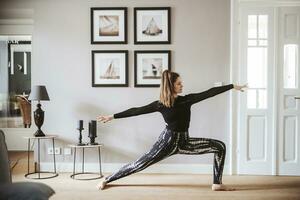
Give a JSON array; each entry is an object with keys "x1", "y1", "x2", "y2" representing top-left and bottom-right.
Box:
[{"x1": 233, "y1": 84, "x2": 248, "y2": 92}]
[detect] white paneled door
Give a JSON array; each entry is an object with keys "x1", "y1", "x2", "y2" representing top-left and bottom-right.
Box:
[
  {"x1": 238, "y1": 5, "x2": 300, "y2": 176},
  {"x1": 278, "y1": 7, "x2": 300, "y2": 176},
  {"x1": 239, "y1": 8, "x2": 275, "y2": 175}
]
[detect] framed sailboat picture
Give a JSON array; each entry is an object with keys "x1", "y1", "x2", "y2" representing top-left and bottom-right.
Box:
[
  {"x1": 134, "y1": 7, "x2": 171, "y2": 44},
  {"x1": 91, "y1": 7, "x2": 127, "y2": 44},
  {"x1": 92, "y1": 50, "x2": 128, "y2": 87},
  {"x1": 134, "y1": 50, "x2": 171, "y2": 87}
]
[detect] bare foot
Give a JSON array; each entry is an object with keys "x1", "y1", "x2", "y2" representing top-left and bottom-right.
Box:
[
  {"x1": 96, "y1": 180, "x2": 107, "y2": 190},
  {"x1": 212, "y1": 184, "x2": 235, "y2": 191}
]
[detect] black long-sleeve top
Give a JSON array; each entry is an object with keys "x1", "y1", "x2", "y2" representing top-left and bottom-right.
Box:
[{"x1": 113, "y1": 84, "x2": 234, "y2": 132}]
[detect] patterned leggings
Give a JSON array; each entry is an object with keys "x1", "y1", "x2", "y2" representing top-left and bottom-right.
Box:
[{"x1": 105, "y1": 128, "x2": 226, "y2": 184}]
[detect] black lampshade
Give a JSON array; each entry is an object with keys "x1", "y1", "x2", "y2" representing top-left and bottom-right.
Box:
[{"x1": 28, "y1": 85, "x2": 50, "y2": 101}]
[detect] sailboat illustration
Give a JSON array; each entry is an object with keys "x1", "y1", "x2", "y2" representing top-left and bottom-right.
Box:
[
  {"x1": 99, "y1": 16, "x2": 119, "y2": 36},
  {"x1": 142, "y1": 18, "x2": 162, "y2": 36},
  {"x1": 143, "y1": 60, "x2": 163, "y2": 79},
  {"x1": 100, "y1": 61, "x2": 120, "y2": 79}
]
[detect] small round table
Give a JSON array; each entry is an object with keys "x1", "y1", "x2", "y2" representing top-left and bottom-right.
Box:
[
  {"x1": 69, "y1": 144, "x2": 103, "y2": 180},
  {"x1": 24, "y1": 135, "x2": 59, "y2": 179}
]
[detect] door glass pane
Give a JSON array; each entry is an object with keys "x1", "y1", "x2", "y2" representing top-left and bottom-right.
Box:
[
  {"x1": 248, "y1": 15, "x2": 257, "y2": 38},
  {"x1": 284, "y1": 44, "x2": 298, "y2": 89},
  {"x1": 247, "y1": 47, "x2": 267, "y2": 88},
  {"x1": 248, "y1": 40, "x2": 257, "y2": 46},
  {"x1": 247, "y1": 14, "x2": 268, "y2": 109},
  {"x1": 258, "y1": 89, "x2": 267, "y2": 109},
  {"x1": 259, "y1": 15, "x2": 268, "y2": 39},
  {"x1": 247, "y1": 89, "x2": 257, "y2": 108},
  {"x1": 259, "y1": 40, "x2": 268, "y2": 46}
]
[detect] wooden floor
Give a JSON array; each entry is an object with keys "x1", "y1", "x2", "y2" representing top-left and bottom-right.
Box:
[{"x1": 9, "y1": 152, "x2": 300, "y2": 200}]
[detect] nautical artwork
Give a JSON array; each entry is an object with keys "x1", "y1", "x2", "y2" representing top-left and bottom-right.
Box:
[
  {"x1": 99, "y1": 15, "x2": 119, "y2": 36},
  {"x1": 142, "y1": 58, "x2": 163, "y2": 79},
  {"x1": 92, "y1": 50, "x2": 128, "y2": 87},
  {"x1": 142, "y1": 17, "x2": 162, "y2": 36},
  {"x1": 134, "y1": 7, "x2": 171, "y2": 44},
  {"x1": 134, "y1": 51, "x2": 171, "y2": 87},
  {"x1": 91, "y1": 8, "x2": 127, "y2": 44},
  {"x1": 100, "y1": 59, "x2": 120, "y2": 79}
]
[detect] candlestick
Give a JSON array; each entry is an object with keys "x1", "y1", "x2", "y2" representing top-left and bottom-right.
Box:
[
  {"x1": 78, "y1": 120, "x2": 83, "y2": 130},
  {"x1": 88, "y1": 122, "x2": 92, "y2": 137},
  {"x1": 88, "y1": 120, "x2": 98, "y2": 145},
  {"x1": 91, "y1": 120, "x2": 97, "y2": 137},
  {"x1": 76, "y1": 120, "x2": 85, "y2": 146}
]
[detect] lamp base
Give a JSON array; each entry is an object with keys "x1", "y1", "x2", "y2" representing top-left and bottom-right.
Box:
[
  {"x1": 34, "y1": 129, "x2": 45, "y2": 137},
  {"x1": 33, "y1": 103, "x2": 45, "y2": 137}
]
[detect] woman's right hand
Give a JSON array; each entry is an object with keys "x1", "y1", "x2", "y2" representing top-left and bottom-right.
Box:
[
  {"x1": 96, "y1": 115, "x2": 114, "y2": 123},
  {"x1": 233, "y1": 83, "x2": 248, "y2": 92}
]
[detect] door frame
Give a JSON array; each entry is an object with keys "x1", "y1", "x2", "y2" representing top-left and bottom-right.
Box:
[{"x1": 0, "y1": 12, "x2": 34, "y2": 151}]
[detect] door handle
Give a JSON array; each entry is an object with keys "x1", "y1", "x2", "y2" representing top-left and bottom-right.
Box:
[{"x1": 295, "y1": 96, "x2": 300, "y2": 99}]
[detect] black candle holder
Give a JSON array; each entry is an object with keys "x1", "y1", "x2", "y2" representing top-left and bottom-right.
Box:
[
  {"x1": 76, "y1": 120, "x2": 85, "y2": 146},
  {"x1": 89, "y1": 136, "x2": 98, "y2": 145},
  {"x1": 76, "y1": 127, "x2": 85, "y2": 146},
  {"x1": 88, "y1": 120, "x2": 98, "y2": 145}
]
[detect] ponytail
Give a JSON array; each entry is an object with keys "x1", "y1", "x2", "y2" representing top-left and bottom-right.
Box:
[{"x1": 159, "y1": 70, "x2": 180, "y2": 107}]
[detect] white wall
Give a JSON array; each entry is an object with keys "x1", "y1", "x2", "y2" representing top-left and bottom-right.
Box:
[{"x1": 0, "y1": 0, "x2": 231, "y2": 171}]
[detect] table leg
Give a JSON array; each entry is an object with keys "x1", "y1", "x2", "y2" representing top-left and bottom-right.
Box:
[
  {"x1": 38, "y1": 138, "x2": 40, "y2": 179},
  {"x1": 52, "y1": 138, "x2": 56, "y2": 173},
  {"x1": 73, "y1": 148, "x2": 76, "y2": 179},
  {"x1": 27, "y1": 138, "x2": 30, "y2": 174},
  {"x1": 98, "y1": 147, "x2": 102, "y2": 176},
  {"x1": 82, "y1": 148, "x2": 85, "y2": 173}
]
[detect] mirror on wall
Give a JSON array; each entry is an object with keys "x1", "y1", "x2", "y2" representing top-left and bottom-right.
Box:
[{"x1": 0, "y1": 35, "x2": 32, "y2": 128}]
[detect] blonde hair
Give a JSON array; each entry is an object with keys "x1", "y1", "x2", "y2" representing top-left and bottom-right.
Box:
[{"x1": 159, "y1": 70, "x2": 180, "y2": 108}]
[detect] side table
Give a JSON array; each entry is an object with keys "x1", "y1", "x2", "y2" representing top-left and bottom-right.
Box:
[
  {"x1": 69, "y1": 144, "x2": 103, "y2": 180},
  {"x1": 24, "y1": 135, "x2": 59, "y2": 179}
]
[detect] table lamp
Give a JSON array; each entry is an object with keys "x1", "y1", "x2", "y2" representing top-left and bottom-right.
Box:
[{"x1": 28, "y1": 85, "x2": 50, "y2": 137}]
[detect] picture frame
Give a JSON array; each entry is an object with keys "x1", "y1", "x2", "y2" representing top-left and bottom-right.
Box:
[
  {"x1": 92, "y1": 50, "x2": 128, "y2": 87},
  {"x1": 91, "y1": 7, "x2": 127, "y2": 44},
  {"x1": 134, "y1": 7, "x2": 171, "y2": 44},
  {"x1": 134, "y1": 50, "x2": 171, "y2": 87}
]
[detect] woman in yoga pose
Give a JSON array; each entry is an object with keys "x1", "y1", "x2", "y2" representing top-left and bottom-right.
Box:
[{"x1": 97, "y1": 70, "x2": 247, "y2": 191}]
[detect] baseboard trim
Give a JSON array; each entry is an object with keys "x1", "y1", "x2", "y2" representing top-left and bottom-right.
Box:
[{"x1": 40, "y1": 162, "x2": 229, "y2": 174}]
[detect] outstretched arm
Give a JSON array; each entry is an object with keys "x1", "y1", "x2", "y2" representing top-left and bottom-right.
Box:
[
  {"x1": 114, "y1": 101, "x2": 159, "y2": 119},
  {"x1": 97, "y1": 101, "x2": 159, "y2": 123},
  {"x1": 185, "y1": 84, "x2": 234, "y2": 105}
]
